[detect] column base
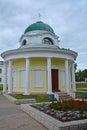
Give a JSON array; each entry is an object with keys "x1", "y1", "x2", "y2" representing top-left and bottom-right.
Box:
[
  {"x1": 24, "y1": 92, "x2": 30, "y2": 95},
  {"x1": 3, "y1": 90, "x2": 6, "y2": 93},
  {"x1": 8, "y1": 92, "x2": 12, "y2": 94},
  {"x1": 47, "y1": 91, "x2": 53, "y2": 94},
  {"x1": 3, "y1": 88, "x2": 7, "y2": 93}
]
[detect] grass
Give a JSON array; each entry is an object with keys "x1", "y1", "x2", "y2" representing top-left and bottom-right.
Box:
[
  {"x1": 76, "y1": 83, "x2": 87, "y2": 88},
  {"x1": 0, "y1": 84, "x2": 3, "y2": 91},
  {"x1": 76, "y1": 83, "x2": 87, "y2": 99},
  {"x1": 76, "y1": 92, "x2": 86, "y2": 99},
  {"x1": 36, "y1": 97, "x2": 53, "y2": 103},
  {"x1": 76, "y1": 88, "x2": 87, "y2": 92},
  {"x1": 11, "y1": 94, "x2": 57, "y2": 103}
]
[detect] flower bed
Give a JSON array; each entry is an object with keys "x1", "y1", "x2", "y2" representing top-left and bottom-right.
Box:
[
  {"x1": 50, "y1": 99, "x2": 87, "y2": 111},
  {"x1": 32, "y1": 99, "x2": 87, "y2": 122}
]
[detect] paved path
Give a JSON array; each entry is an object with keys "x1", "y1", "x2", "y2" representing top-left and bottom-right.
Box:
[{"x1": 0, "y1": 94, "x2": 48, "y2": 130}]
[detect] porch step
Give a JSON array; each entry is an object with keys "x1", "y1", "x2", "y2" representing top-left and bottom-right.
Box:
[{"x1": 54, "y1": 92, "x2": 73, "y2": 101}]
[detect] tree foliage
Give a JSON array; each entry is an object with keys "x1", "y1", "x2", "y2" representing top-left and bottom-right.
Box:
[{"x1": 75, "y1": 69, "x2": 87, "y2": 81}]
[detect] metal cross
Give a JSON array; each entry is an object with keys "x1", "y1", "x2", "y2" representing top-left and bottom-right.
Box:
[{"x1": 38, "y1": 13, "x2": 41, "y2": 20}]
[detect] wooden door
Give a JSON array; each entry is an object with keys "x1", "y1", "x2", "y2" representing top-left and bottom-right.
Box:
[{"x1": 51, "y1": 69, "x2": 59, "y2": 92}]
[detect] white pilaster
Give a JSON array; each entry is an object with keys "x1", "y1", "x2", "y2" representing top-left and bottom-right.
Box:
[
  {"x1": 24, "y1": 58, "x2": 30, "y2": 95},
  {"x1": 3, "y1": 62, "x2": 7, "y2": 92},
  {"x1": 65, "y1": 59, "x2": 70, "y2": 93},
  {"x1": 72, "y1": 62, "x2": 76, "y2": 91},
  {"x1": 8, "y1": 60, "x2": 12, "y2": 94},
  {"x1": 47, "y1": 57, "x2": 52, "y2": 94}
]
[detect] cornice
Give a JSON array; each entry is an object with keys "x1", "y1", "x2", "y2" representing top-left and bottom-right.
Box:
[{"x1": 1, "y1": 46, "x2": 78, "y2": 60}]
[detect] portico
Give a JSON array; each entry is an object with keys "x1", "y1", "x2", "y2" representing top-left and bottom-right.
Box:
[{"x1": 3, "y1": 57, "x2": 76, "y2": 95}]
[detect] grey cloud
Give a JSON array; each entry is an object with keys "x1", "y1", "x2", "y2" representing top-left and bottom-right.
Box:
[{"x1": 0, "y1": 0, "x2": 87, "y2": 70}]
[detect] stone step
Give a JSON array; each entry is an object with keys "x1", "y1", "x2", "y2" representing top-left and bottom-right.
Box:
[{"x1": 54, "y1": 92, "x2": 73, "y2": 101}]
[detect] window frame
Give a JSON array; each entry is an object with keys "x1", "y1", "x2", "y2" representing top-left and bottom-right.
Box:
[
  {"x1": 22, "y1": 39, "x2": 27, "y2": 46},
  {"x1": 34, "y1": 68, "x2": 43, "y2": 88},
  {"x1": 43, "y1": 37, "x2": 53, "y2": 45}
]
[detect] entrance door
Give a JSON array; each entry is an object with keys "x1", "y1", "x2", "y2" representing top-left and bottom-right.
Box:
[{"x1": 51, "y1": 69, "x2": 59, "y2": 92}]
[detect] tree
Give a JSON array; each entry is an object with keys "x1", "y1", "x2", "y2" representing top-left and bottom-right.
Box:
[
  {"x1": 75, "y1": 69, "x2": 87, "y2": 82},
  {"x1": 82, "y1": 69, "x2": 87, "y2": 78},
  {"x1": 74, "y1": 63, "x2": 77, "y2": 71}
]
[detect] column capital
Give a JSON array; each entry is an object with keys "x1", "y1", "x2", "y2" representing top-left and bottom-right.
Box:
[
  {"x1": 47, "y1": 57, "x2": 51, "y2": 59},
  {"x1": 65, "y1": 58, "x2": 68, "y2": 61},
  {"x1": 9, "y1": 59, "x2": 12, "y2": 62},
  {"x1": 25, "y1": 57, "x2": 30, "y2": 60}
]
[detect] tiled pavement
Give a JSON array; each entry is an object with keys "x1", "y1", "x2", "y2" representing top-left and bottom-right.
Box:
[{"x1": 0, "y1": 94, "x2": 48, "y2": 130}]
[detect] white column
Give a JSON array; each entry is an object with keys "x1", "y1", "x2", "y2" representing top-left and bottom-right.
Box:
[
  {"x1": 69, "y1": 65, "x2": 71, "y2": 90},
  {"x1": 8, "y1": 60, "x2": 12, "y2": 94},
  {"x1": 3, "y1": 62, "x2": 7, "y2": 92},
  {"x1": 72, "y1": 62, "x2": 76, "y2": 91},
  {"x1": 47, "y1": 57, "x2": 52, "y2": 94},
  {"x1": 65, "y1": 59, "x2": 70, "y2": 93},
  {"x1": 24, "y1": 58, "x2": 30, "y2": 95}
]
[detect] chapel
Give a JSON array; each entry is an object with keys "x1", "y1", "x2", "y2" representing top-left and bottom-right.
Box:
[{"x1": 1, "y1": 21, "x2": 78, "y2": 97}]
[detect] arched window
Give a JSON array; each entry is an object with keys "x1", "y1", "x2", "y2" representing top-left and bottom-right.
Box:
[
  {"x1": 22, "y1": 39, "x2": 27, "y2": 46},
  {"x1": 43, "y1": 37, "x2": 53, "y2": 45}
]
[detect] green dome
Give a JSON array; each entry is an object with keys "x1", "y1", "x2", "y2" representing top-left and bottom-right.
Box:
[{"x1": 24, "y1": 21, "x2": 55, "y2": 34}]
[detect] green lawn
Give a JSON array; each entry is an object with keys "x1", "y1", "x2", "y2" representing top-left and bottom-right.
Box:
[
  {"x1": 76, "y1": 92, "x2": 87, "y2": 99},
  {"x1": 0, "y1": 84, "x2": 3, "y2": 91},
  {"x1": 76, "y1": 88, "x2": 87, "y2": 92},
  {"x1": 76, "y1": 83, "x2": 87, "y2": 88},
  {"x1": 11, "y1": 94, "x2": 57, "y2": 103},
  {"x1": 76, "y1": 83, "x2": 87, "y2": 99}
]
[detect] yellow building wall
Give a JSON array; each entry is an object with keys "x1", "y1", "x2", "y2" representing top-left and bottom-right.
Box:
[
  {"x1": 13, "y1": 59, "x2": 25, "y2": 69},
  {"x1": 12, "y1": 58, "x2": 47, "y2": 93},
  {"x1": 51, "y1": 58, "x2": 64, "y2": 69},
  {"x1": 30, "y1": 58, "x2": 47, "y2": 93},
  {"x1": 12, "y1": 58, "x2": 66, "y2": 94},
  {"x1": 13, "y1": 59, "x2": 25, "y2": 93},
  {"x1": 30, "y1": 58, "x2": 47, "y2": 69}
]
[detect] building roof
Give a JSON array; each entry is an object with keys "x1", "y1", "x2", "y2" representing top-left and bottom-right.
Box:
[
  {"x1": 24, "y1": 21, "x2": 55, "y2": 34},
  {"x1": 0, "y1": 61, "x2": 4, "y2": 65}
]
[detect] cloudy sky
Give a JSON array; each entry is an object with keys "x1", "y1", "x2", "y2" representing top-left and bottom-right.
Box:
[{"x1": 0, "y1": 0, "x2": 87, "y2": 70}]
